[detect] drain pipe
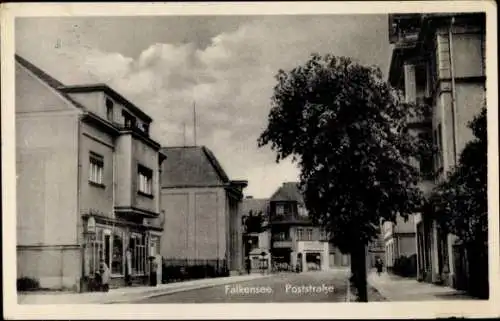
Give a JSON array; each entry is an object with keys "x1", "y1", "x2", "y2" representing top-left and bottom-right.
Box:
[{"x1": 448, "y1": 17, "x2": 459, "y2": 167}]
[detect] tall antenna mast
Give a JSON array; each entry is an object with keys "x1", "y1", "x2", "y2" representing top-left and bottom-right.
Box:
[
  {"x1": 193, "y1": 101, "x2": 197, "y2": 146},
  {"x1": 183, "y1": 122, "x2": 186, "y2": 147}
]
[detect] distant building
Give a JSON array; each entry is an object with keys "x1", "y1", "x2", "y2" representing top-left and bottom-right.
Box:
[
  {"x1": 367, "y1": 224, "x2": 385, "y2": 269},
  {"x1": 159, "y1": 146, "x2": 247, "y2": 275},
  {"x1": 267, "y1": 182, "x2": 349, "y2": 272},
  {"x1": 383, "y1": 216, "x2": 418, "y2": 272},
  {"x1": 241, "y1": 197, "x2": 271, "y2": 272},
  {"x1": 15, "y1": 55, "x2": 166, "y2": 291},
  {"x1": 388, "y1": 13, "x2": 486, "y2": 287}
]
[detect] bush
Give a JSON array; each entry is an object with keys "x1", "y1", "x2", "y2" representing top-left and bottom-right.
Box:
[
  {"x1": 17, "y1": 277, "x2": 40, "y2": 291},
  {"x1": 393, "y1": 254, "x2": 417, "y2": 277}
]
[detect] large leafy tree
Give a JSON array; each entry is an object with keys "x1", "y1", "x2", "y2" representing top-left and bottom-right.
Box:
[
  {"x1": 258, "y1": 54, "x2": 427, "y2": 301},
  {"x1": 426, "y1": 107, "x2": 488, "y2": 298}
]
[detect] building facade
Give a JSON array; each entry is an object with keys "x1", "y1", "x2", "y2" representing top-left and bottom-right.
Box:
[
  {"x1": 159, "y1": 146, "x2": 248, "y2": 275},
  {"x1": 367, "y1": 224, "x2": 386, "y2": 269},
  {"x1": 268, "y1": 182, "x2": 349, "y2": 272},
  {"x1": 241, "y1": 197, "x2": 272, "y2": 272},
  {"x1": 383, "y1": 216, "x2": 418, "y2": 272},
  {"x1": 16, "y1": 55, "x2": 166, "y2": 291},
  {"x1": 388, "y1": 13, "x2": 486, "y2": 287}
]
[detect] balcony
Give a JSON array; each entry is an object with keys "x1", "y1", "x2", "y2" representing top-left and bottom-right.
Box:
[
  {"x1": 388, "y1": 14, "x2": 423, "y2": 46},
  {"x1": 272, "y1": 239, "x2": 293, "y2": 248},
  {"x1": 269, "y1": 213, "x2": 312, "y2": 225}
]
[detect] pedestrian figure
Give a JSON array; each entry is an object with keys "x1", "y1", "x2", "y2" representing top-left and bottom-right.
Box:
[
  {"x1": 99, "y1": 260, "x2": 111, "y2": 292},
  {"x1": 245, "y1": 256, "x2": 251, "y2": 275},
  {"x1": 375, "y1": 257, "x2": 383, "y2": 276}
]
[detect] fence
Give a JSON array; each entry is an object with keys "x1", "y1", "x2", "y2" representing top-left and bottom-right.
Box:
[{"x1": 161, "y1": 258, "x2": 229, "y2": 284}]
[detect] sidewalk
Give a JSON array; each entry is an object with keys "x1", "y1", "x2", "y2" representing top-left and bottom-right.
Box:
[
  {"x1": 18, "y1": 273, "x2": 272, "y2": 304},
  {"x1": 367, "y1": 271, "x2": 478, "y2": 301}
]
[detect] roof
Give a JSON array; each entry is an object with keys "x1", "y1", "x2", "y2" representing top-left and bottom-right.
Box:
[
  {"x1": 60, "y1": 84, "x2": 152, "y2": 122},
  {"x1": 242, "y1": 198, "x2": 269, "y2": 216},
  {"x1": 15, "y1": 54, "x2": 86, "y2": 110},
  {"x1": 15, "y1": 54, "x2": 152, "y2": 122},
  {"x1": 270, "y1": 182, "x2": 304, "y2": 203},
  {"x1": 160, "y1": 146, "x2": 231, "y2": 188}
]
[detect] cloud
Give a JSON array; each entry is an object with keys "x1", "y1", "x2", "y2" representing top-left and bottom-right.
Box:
[{"x1": 15, "y1": 15, "x2": 389, "y2": 198}]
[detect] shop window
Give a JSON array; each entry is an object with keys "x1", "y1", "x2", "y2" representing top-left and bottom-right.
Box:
[
  {"x1": 111, "y1": 230, "x2": 124, "y2": 275},
  {"x1": 138, "y1": 165, "x2": 153, "y2": 196},
  {"x1": 89, "y1": 152, "x2": 104, "y2": 186},
  {"x1": 89, "y1": 228, "x2": 105, "y2": 275}
]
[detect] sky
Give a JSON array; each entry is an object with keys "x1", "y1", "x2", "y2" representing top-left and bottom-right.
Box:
[{"x1": 15, "y1": 15, "x2": 392, "y2": 198}]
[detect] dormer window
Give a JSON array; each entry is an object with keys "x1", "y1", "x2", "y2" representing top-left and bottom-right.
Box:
[
  {"x1": 105, "y1": 98, "x2": 114, "y2": 122},
  {"x1": 143, "y1": 123, "x2": 150, "y2": 136},
  {"x1": 122, "y1": 110, "x2": 136, "y2": 129}
]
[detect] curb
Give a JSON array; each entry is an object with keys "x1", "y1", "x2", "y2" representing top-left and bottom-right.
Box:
[{"x1": 106, "y1": 274, "x2": 274, "y2": 304}]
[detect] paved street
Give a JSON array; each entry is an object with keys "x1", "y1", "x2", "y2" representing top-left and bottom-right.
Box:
[{"x1": 135, "y1": 269, "x2": 349, "y2": 303}]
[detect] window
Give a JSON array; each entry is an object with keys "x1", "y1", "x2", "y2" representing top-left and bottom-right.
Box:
[
  {"x1": 143, "y1": 123, "x2": 150, "y2": 135},
  {"x1": 275, "y1": 204, "x2": 285, "y2": 216},
  {"x1": 297, "y1": 204, "x2": 308, "y2": 217},
  {"x1": 418, "y1": 132, "x2": 434, "y2": 180},
  {"x1": 89, "y1": 153, "x2": 104, "y2": 185},
  {"x1": 274, "y1": 231, "x2": 288, "y2": 241},
  {"x1": 123, "y1": 110, "x2": 136, "y2": 129},
  {"x1": 320, "y1": 228, "x2": 327, "y2": 240},
  {"x1": 129, "y1": 233, "x2": 147, "y2": 275},
  {"x1": 138, "y1": 165, "x2": 153, "y2": 196},
  {"x1": 306, "y1": 228, "x2": 313, "y2": 241},
  {"x1": 404, "y1": 64, "x2": 417, "y2": 103},
  {"x1": 105, "y1": 98, "x2": 114, "y2": 122},
  {"x1": 297, "y1": 228, "x2": 304, "y2": 241}
]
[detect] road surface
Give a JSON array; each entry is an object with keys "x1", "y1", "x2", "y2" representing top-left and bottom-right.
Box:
[{"x1": 135, "y1": 269, "x2": 350, "y2": 303}]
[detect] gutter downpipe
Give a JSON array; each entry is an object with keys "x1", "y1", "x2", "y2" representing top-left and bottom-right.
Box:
[
  {"x1": 447, "y1": 16, "x2": 458, "y2": 285},
  {"x1": 449, "y1": 17, "x2": 459, "y2": 167},
  {"x1": 78, "y1": 113, "x2": 84, "y2": 292}
]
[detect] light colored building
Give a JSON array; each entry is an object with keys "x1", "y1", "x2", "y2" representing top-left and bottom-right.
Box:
[
  {"x1": 268, "y1": 182, "x2": 349, "y2": 272},
  {"x1": 367, "y1": 225, "x2": 385, "y2": 269},
  {"x1": 15, "y1": 55, "x2": 166, "y2": 291},
  {"x1": 383, "y1": 216, "x2": 417, "y2": 272},
  {"x1": 241, "y1": 197, "x2": 271, "y2": 272},
  {"x1": 159, "y1": 146, "x2": 247, "y2": 275},
  {"x1": 388, "y1": 13, "x2": 486, "y2": 287}
]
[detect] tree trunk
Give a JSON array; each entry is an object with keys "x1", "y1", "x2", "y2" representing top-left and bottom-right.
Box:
[{"x1": 350, "y1": 243, "x2": 368, "y2": 302}]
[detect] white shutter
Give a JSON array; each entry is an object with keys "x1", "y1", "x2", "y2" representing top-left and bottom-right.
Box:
[{"x1": 404, "y1": 64, "x2": 417, "y2": 103}]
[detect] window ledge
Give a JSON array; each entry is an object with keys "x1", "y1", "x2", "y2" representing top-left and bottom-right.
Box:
[
  {"x1": 137, "y1": 191, "x2": 154, "y2": 199},
  {"x1": 89, "y1": 181, "x2": 106, "y2": 189}
]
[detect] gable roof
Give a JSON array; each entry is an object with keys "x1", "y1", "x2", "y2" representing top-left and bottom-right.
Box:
[
  {"x1": 270, "y1": 182, "x2": 304, "y2": 203},
  {"x1": 15, "y1": 54, "x2": 152, "y2": 122},
  {"x1": 160, "y1": 146, "x2": 231, "y2": 188},
  {"x1": 15, "y1": 54, "x2": 86, "y2": 110}
]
